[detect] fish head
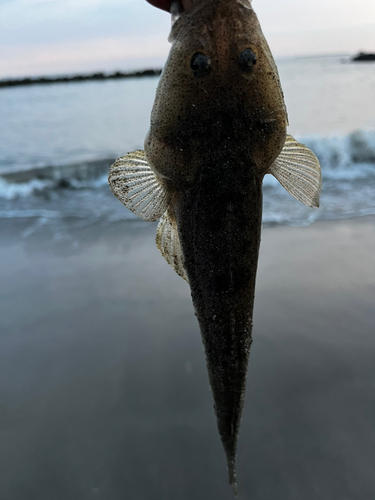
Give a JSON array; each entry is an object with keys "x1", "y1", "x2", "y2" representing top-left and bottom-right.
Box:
[{"x1": 145, "y1": 0, "x2": 288, "y2": 188}]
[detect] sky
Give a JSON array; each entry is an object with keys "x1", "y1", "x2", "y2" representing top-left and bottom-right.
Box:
[{"x1": 0, "y1": 0, "x2": 375, "y2": 78}]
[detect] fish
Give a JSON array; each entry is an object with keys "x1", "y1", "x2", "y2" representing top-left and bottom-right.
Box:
[{"x1": 108, "y1": 0, "x2": 322, "y2": 492}]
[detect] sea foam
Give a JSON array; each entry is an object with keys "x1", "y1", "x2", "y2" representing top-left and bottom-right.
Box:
[{"x1": 1, "y1": 130, "x2": 375, "y2": 227}]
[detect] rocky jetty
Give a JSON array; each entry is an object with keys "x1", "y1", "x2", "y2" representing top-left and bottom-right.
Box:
[
  {"x1": 0, "y1": 69, "x2": 162, "y2": 89},
  {"x1": 352, "y1": 52, "x2": 375, "y2": 62}
]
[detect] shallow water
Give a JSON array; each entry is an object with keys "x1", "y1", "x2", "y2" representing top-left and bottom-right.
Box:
[
  {"x1": 1, "y1": 218, "x2": 374, "y2": 500},
  {"x1": 0, "y1": 56, "x2": 375, "y2": 230},
  {"x1": 1, "y1": 53, "x2": 375, "y2": 499}
]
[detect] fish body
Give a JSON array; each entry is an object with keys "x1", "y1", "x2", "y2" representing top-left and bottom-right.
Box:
[
  {"x1": 174, "y1": 150, "x2": 262, "y2": 486},
  {"x1": 145, "y1": 0, "x2": 287, "y2": 187},
  {"x1": 109, "y1": 0, "x2": 321, "y2": 491}
]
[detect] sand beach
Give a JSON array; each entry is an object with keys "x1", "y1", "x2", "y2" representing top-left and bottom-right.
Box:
[
  {"x1": 1, "y1": 53, "x2": 375, "y2": 499},
  {"x1": 1, "y1": 215, "x2": 374, "y2": 500}
]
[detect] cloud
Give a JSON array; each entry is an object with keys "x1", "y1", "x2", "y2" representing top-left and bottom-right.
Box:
[
  {"x1": 255, "y1": 0, "x2": 375, "y2": 33},
  {"x1": 267, "y1": 24, "x2": 375, "y2": 58},
  {"x1": 0, "y1": 34, "x2": 171, "y2": 78},
  {"x1": 1, "y1": 0, "x2": 375, "y2": 78},
  {"x1": 0, "y1": 0, "x2": 167, "y2": 42}
]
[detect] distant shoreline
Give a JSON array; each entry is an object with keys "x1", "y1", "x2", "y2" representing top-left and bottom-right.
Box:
[{"x1": 0, "y1": 68, "x2": 162, "y2": 89}]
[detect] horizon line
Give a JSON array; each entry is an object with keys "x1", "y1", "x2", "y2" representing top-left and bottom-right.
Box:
[{"x1": 1, "y1": 51, "x2": 369, "y2": 87}]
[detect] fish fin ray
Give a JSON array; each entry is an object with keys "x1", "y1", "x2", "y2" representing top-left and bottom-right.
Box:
[
  {"x1": 268, "y1": 135, "x2": 322, "y2": 208},
  {"x1": 156, "y1": 211, "x2": 188, "y2": 282},
  {"x1": 108, "y1": 150, "x2": 173, "y2": 221}
]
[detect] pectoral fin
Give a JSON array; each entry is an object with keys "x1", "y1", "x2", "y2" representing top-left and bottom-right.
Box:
[
  {"x1": 108, "y1": 150, "x2": 174, "y2": 222},
  {"x1": 156, "y1": 210, "x2": 188, "y2": 283},
  {"x1": 268, "y1": 135, "x2": 322, "y2": 208}
]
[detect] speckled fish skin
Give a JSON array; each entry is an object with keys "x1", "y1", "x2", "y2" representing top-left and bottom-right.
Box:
[
  {"x1": 108, "y1": 0, "x2": 322, "y2": 490},
  {"x1": 143, "y1": 0, "x2": 288, "y2": 487},
  {"x1": 174, "y1": 150, "x2": 262, "y2": 488},
  {"x1": 144, "y1": 0, "x2": 288, "y2": 489},
  {"x1": 145, "y1": 0, "x2": 288, "y2": 186}
]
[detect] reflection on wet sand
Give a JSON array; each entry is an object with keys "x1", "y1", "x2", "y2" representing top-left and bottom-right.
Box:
[{"x1": 0, "y1": 216, "x2": 374, "y2": 499}]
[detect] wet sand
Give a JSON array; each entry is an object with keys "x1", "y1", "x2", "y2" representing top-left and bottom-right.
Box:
[{"x1": 0, "y1": 216, "x2": 374, "y2": 500}]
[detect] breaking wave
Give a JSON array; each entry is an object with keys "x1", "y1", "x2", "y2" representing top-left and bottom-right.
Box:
[
  {"x1": 268, "y1": 129, "x2": 375, "y2": 182},
  {"x1": 1, "y1": 129, "x2": 375, "y2": 226},
  {"x1": 0, "y1": 158, "x2": 113, "y2": 200}
]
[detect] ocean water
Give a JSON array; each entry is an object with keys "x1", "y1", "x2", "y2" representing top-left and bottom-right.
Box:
[
  {"x1": 0, "y1": 55, "x2": 375, "y2": 229},
  {"x1": 1, "y1": 56, "x2": 375, "y2": 500}
]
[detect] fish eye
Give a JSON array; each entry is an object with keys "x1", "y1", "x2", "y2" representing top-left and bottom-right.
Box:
[
  {"x1": 238, "y1": 48, "x2": 257, "y2": 72},
  {"x1": 190, "y1": 52, "x2": 211, "y2": 78}
]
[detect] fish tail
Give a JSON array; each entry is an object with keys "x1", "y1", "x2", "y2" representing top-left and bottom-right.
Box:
[
  {"x1": 207, "y1": 332, "x2": 251, "y2": 495},
  {"x1": 227, "y1": 453, "x2": 238, "y2": 495},
  {"x1": 174, "y1": 156, "x2": 262, "y2": 491}
]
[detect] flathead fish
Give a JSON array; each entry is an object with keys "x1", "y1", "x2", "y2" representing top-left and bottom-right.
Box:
[{"x1": 109, "y1": 0, "x2": 321, "y2": 492}]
